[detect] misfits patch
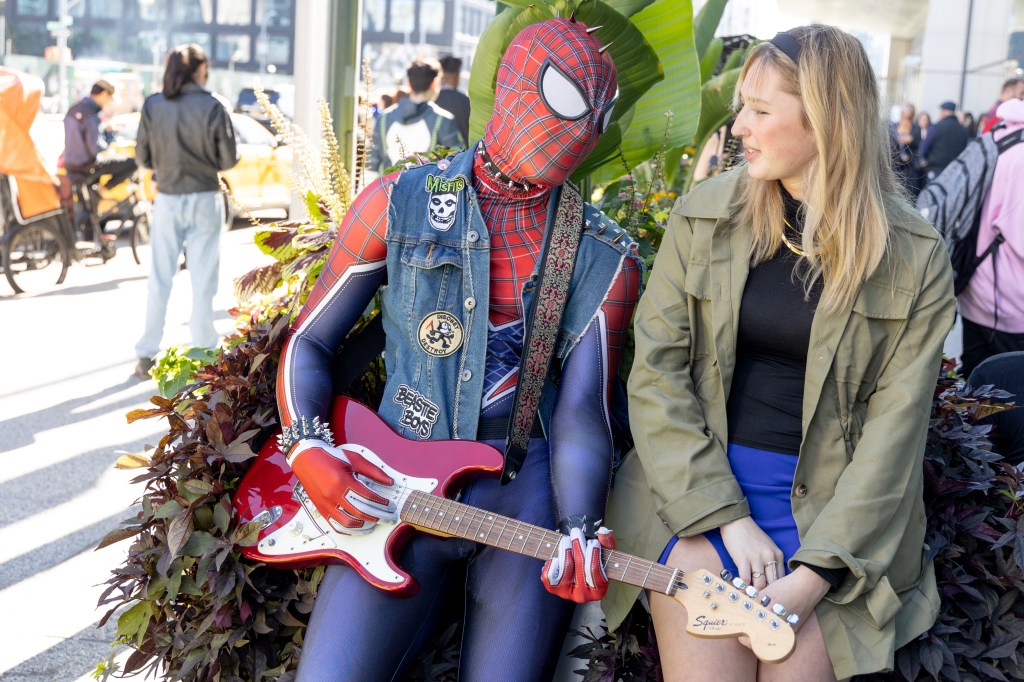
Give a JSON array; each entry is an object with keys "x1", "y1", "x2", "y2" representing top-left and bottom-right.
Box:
[
  {"x1": 425, "y1": 174, "x2": 466, "y2": 231},
  {"x1": 393, "y1": 384, "x2": 440, "y2": 439},
  {"x1": 417, "y1": 311, "x2": 464, "y2": 357}
]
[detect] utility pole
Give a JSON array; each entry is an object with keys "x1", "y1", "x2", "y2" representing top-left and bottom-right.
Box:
[{"x1": 51, "y1": 0, "x2": 80, "y2": 113}]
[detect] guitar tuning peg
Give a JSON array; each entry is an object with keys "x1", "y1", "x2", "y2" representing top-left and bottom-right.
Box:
[
  {"x1": 744, "y1": 585, "x2": 759, "y2": 598},
  {"x1": 731, "y1": 577, "x2": 747, "y2": 590},
  {"x1": 720, "y1": 569, "x2": 733, "y2": 581},
  {"x1": 786, "y1": 613, "x2": 800, "y2": 626},
  {"x1": 760, "y1": 595, "x2": 771, "y2": 607},
  {"x1": 772, "y1": 603, "x2": 786, "y2": 616}
]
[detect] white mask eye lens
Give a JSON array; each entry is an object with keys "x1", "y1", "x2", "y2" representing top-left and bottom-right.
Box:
[
  {"x1": 600, "y1": 89, "x2": 619, "y2": 133},
  {"x1": 540, "y1": 61, "x2": 590, "y2": 120}
]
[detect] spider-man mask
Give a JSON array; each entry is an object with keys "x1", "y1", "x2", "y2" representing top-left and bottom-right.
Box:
[{"x1": 483, "y1": 18, "x2": 618, "y2": 188}]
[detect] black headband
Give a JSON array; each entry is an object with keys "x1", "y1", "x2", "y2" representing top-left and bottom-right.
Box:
[{"x1": 769, "y1": 32, "x2": 801, "y2": 64}]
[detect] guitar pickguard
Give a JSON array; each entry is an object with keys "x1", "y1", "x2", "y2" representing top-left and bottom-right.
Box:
[{"x1": 255, "y1": 443, "x2": 438, "y2": 586}]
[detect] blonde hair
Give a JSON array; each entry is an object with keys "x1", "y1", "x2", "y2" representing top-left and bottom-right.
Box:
[{"x1": 732, "y1": 25, "x2": 912, "y2": 314}]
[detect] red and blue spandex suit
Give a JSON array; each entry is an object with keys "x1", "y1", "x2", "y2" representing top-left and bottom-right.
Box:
[{"x1": 277, "y1": 18, "x2": 640, "y2": 682}]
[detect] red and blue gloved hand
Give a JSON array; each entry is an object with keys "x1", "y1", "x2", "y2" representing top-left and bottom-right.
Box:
[{"x1": 542, "y1": 521, "x2": 615, "y2": 603}]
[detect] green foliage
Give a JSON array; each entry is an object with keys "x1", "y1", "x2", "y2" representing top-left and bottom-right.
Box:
[
  {"x1": 152, "y1": 347, "x2": 221, "y2": 400},
  {"x1": 98, "y1": 314, "x2": 318, "y2": 681}
]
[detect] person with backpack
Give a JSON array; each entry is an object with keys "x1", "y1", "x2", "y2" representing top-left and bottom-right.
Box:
[
  {"x1": 957, "y1": 97, "x2": 1024, "y2": 376},
  {"x1": 367, "y1": 58, "x2": 466, "y2": 176}
]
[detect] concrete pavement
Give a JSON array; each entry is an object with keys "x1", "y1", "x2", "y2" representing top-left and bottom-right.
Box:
[{"x1": 0, "y1": 222, "x2": 273, "y2": 681}]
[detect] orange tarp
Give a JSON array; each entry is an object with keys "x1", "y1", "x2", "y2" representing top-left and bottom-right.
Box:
[{"x1": 0, "y1": 66, "x2": 62, "y2": 219}]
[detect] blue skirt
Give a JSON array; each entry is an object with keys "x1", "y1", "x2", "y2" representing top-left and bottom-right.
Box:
[{"x1": 658, "y1": 443, "x2": 799, "y2": 576}]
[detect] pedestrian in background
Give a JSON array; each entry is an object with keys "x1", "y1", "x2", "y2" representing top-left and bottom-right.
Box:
[
  {"x1": 980, "y1": 78, "x2": 1023, "y2": 134},
  {"x1": 435, "y1": 54, "x2": 471, "y2": 145},
  {"x1": 961, "y1": 111, "x2": 978, "y2": 138},
  {"x1": 891, "y1": 102, "x2": 922, "y2": 198},
  {"x1": 958, "y1": 97, "x2": 1024, "y2": 377},
  {"x1": 603, "y1": 24, "x2": 955, "y2": 681},
  {"x1": 63, "y1": 79, "x2": 137, "y2": 246},
  {"x1": 132, "y1": 43, "x2": 239, "y2": 380},
  {"x1": 919, "y1": 100, "x2": 968, "y2": 185},
  {"x1": 367, "y1": 58, "x2": 465, "y2": 176}
]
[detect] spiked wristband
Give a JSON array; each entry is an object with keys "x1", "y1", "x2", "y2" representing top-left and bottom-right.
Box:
[{"x1": 277, "y1": 416, "x2": 335, "y2": 466}]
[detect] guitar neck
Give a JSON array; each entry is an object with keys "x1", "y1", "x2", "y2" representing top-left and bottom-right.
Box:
[{"x1": 401, "y1": 490, "x2": 682, "y2": 595}]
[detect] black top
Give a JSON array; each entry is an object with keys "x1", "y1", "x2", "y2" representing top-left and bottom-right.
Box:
[
  {"x1": 726, "y1": 187, "x2": 845, "y2": 591},
  {"x1": 727, "y1": 190, "x2": 821, "y2": 456}
]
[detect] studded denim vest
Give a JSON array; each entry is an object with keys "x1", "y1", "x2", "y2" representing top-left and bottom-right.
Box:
[{"x1": 377, "y1": 144, "x2": 640, "y2": 441}]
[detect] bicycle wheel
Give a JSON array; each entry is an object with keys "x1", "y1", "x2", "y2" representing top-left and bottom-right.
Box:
[
  {"x1": 130, "y1": 210, "x2": 151, "y2": 266},
  {"x1": 3, "y1": 221, "x2": 71, "y2": 295}
]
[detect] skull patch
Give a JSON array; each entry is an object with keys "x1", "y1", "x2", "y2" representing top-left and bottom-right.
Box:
[{"x1": 428, "y1": 192, "x2": 457, "y2": 231}]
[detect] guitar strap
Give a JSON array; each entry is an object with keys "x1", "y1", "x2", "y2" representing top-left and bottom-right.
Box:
[{"x1": 501, "y1": 182, "x2": 584, "y2": 484}]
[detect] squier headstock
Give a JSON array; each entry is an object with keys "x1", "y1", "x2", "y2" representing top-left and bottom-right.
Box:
[{"x1": 672, "y1": 568, "x2": 798, "y2": 663}]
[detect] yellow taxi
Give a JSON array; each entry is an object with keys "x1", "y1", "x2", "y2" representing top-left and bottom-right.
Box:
[{"x1": 106, "y1": 111, "x2": 292, "y2": 222}]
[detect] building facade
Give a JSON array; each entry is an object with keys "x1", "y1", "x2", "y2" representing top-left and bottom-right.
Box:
[
  {"x1": 2, "y1": 0, "x2": 296, "y2": 75},
  {"x1": 361, "y1": 0, "x2": 493, "y2": 96}
]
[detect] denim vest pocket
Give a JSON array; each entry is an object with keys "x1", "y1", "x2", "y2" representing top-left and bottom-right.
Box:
[{"x1": 400, "y1": 239, "x2": 465, "y2": 269}]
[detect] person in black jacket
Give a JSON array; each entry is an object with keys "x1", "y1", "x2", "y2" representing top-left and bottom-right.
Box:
[
  {"x1": 919, "y1": 100, "x2": 969, "y2": 185},
  {"x1": 133, "y1": 44, "x2": 239, "y2": 380},
  {"x1": 435, "y1": 55, "x2": 471, "y2": 145}
]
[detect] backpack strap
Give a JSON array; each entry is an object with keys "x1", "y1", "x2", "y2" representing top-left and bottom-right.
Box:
[
  {"x1": 996, "y1": 128, "x2": 1024, "y2": 154},
  {"x1": 377, "y1": 112, "x2": 389, "y2": 165},
  {"x1": 429, "y1": 114, "x2": 443, "y2": 150}
]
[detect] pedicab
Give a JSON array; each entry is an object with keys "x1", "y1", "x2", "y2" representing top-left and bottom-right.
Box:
[
  {"x1": 0, "y1": 65, "x2": 72, "y2": 294},
  {"x1": 0, "y1": 66, "x2": 150, "y2": 295}
]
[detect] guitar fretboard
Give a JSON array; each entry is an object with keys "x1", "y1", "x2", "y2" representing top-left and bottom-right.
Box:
[{"x1": 401, "y1": 490, "x2": 684, "y2": 595}]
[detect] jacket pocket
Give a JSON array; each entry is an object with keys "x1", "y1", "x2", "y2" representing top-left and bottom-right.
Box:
[
  {"x1": 400, "y1": 240, "x2": 464, "y2": 269},
  {"x1": 837, "y1": 282, "x2": 915, "y2": 392},
  {"x1": 864, "y1": 576, "x2": 902, "y2": 629}
]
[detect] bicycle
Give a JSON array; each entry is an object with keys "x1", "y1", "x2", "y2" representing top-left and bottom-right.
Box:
[{"x1": 2, "y1": 167, "x2": 151, "y2": 295}]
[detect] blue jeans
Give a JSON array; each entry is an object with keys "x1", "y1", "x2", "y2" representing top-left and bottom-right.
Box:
[{"x1": 135, "y1": 191, "x2": 223, "y2": 359}]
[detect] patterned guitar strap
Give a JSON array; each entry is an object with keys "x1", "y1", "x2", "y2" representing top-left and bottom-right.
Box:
[{"x1": 501, "y1": 182, "x2": 584, "y2": 484}]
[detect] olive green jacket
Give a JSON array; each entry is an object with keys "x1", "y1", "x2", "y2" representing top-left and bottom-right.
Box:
[{"x1": 603, "y1": 171, "x2": 955, "y2": 679}]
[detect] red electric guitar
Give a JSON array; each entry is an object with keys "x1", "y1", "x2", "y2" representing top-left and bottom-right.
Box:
[{"x1": 232, "y1": 397, "x2": 797, "y2": 663}]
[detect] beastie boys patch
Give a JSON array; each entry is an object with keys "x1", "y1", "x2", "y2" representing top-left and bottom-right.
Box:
[
  {"x1": 417, "y1": 311, "x2": 464, "y2": 357},
  {"x1": 393, "y1": 384, "x2": 439, "y2": 439}
]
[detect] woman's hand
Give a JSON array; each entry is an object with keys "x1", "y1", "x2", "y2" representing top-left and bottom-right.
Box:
[{"x1": 719, "y1": 516, "x2": 785, "y2": 591}]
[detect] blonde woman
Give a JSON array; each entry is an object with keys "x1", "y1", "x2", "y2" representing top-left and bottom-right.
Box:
[{"x1": 602, "y1": 25, "x2": 955, "y2": 681}]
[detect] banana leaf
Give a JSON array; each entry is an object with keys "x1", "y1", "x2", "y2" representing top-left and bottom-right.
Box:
[
  {"x1": 693, "y1": 0, "x2": 729, "y2": 57},
  {"x1": 468, "y1": 0, "x2": 662, "y2": 175},
  {"x1": 576, "y1": 0, "x2": 701, "y2": 185},
  {"x1": 604, "y1": 0, "x2": 657, "y2": 16}
]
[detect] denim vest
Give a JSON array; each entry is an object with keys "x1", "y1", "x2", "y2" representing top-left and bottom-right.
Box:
[{"x1": 377, "y1": 144, "x2": 640, "y2": 441}]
